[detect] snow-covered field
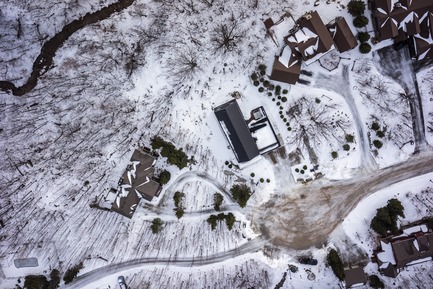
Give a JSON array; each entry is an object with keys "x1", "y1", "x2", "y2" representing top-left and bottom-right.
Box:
[{"x1": 1, "y1": 0, "x2": 433, "y2": 288}]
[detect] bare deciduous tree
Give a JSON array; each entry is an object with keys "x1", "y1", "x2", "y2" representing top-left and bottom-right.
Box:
[{"x1": 211, "y1": 14, "x2": 246, "y2": 54}]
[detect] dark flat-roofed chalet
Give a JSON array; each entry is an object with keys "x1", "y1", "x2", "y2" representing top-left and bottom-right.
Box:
[{"x1": 214, "y1": 100, "x2": 260, "y2": 162}]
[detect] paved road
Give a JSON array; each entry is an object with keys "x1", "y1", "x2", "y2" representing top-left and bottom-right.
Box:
[
  {"x1": 374, "y1": 46, "x2": 427, "y2": 152},
  {"x1": 314, "y1": 65, "x2": 377, "y2": 171},
  {"x1": 60, "y1": 237, "x2": 267, "y2": 289},
  {"x1": 253, "y1": 150, "x2": 433, "y2": 250}
]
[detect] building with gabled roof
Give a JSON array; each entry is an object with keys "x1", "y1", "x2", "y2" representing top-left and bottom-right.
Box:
[
  {"x1": 374, "y1": 223, "x2": 433, "y2": 277},
  {"x1": 270, "y1": 11, "x2": 356, "y2": 84},
  {"x1": 327, "y1": 17, "x2": 358, "y2": 53},
  {"x1": 214, "y1": 100, "x2": 260, "y2": 163},
  {"x1": 344, "y1": 266, "x2": 367, "y2": 288},
  {"x1": 270, "y1": 46, "x2": 302, "y2": 84},
  {"x1": 369, "y1": 0, "x2": 433, "y2": 59},
  {"x1": 111, "y1": 148, "x2": 161, "y2": 218},
  {"x1": 285, "y1": 11, "x2": 335, "y2": 64}
]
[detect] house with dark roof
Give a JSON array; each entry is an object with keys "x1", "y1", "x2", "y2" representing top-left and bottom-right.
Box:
[
  {"x1": 111, "y1": 148, "x2": 161, "y2": 218},
  {"x1": 285, "y1": 11, "x2": 335, "y2": 64},
  {"x1": 344, "y1": 266, "x2": 367, "y2": 288},
  {"x1": 214, "y1": 100, "x2": 260, "y2": 162},
  {"x1": 374, "y1": 224, "x2": 433, "y2": 277},
  {"x1": 369, "y1": 0, "x2": 433, "y2": 59},
  {"x1": 327, "y1": 17, "x2": 358, "y2": 53},
  {"x1": 269, "y1": 11, "x2": 356, "y2": 84},
  {"x1": 270, "y1": 46, "x2": 302, "y2": 84}
]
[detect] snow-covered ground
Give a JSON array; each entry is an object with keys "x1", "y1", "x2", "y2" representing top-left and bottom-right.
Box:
[{"x1": 1, "y1": 0, "x2": 433, "y2": 288}]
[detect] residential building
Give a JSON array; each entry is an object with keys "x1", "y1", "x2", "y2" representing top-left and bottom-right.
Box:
[
  {"x1": 374, "y1": 224, "x2": 433, "y2": 277},
  {"x1": 214, "y1": 100, "x2": 279, "y2": 162},
  {"x1": 111, "y1": 148, "x2": 161, "y2": 218},
  {"x1": 269, "y1": 11, "x2": 356, "y2": 84},
  {"x1": 344, "y1": 266, "x2": 367, "y2": 288},
  {"x1": 369, "y1": 0, "x2": 433, "y2": 60},
  {"x1": 327, "y1": 17, "x2": 358, "y2": 53},
  {"x1": 214, "y1": 100, "x2": 260, "y2": 162}
]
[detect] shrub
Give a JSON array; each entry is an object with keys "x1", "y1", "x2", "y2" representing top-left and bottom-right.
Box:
[
  {"x1": 258, "y1": 64, "x2": 266, "y2": 71},
  {"x1": 276, "y1": 102, "x2": 281, "y2": 106},
  {"x1": 260, "y1": 178, "x2": 264, "y2": 183},
  {"x1": 370, "y1": 199, "x2": 405, "y2": 235},
  {"x1": 24, "y1": 275, "x2": 49, "y2": 289},
  {"x1": 300, "y1": 170, "x2": 304, "y2": 174},
  {"x1": 173, "y1": 191, "x2": 185, "y2": 207},
  {"x1": 281, "y1": 97, "x2": 287, "y2": 102},
  {"x1": 259, "y1": 77, "x2": 264, "y2": 82},
  {"x1": 275, "y1": 85, "x2": 281, "y2": 94},
  {"x1": 63, "y1": 262, "x2": 84, "y2": 284},
  {"x1": 295, "y1": 168, "x2": 299, "y2": 172},
  {"x1": 279, "y1": 111, "x2": 283, "y2": 115},
  {"x1": 208, "y1": 213, "x2": 236, "y2": 230},
  {"x1": 272, "y1": 98, "x2": 276, "y2": 102},
  {"x1": 263, "y1": 80, "x2": 270, "y2": 87},
  {"x1": 369, "y1": 275, "x2": 385, "y2": 289},
  {"x1": 225, "y1": 161, "x2": 229, "y2": 165},
  {"x1": 207, "y1": 215, "x2": 218, "y2": 230},
  {"x1": 348, "y1": 0, "x2": 366, "y2": 17},
  {"x1": 48, "y1": 269, "x2": 60, "y2": 289},
  {"x1": 230, "y1": 184, "x2": 252, "y2": 208},
  {"x1": 277, "y1": 95, "x2": 282, "y2": 100},
  {"x1": 159, "y1": 170, "x2": 171, "y2": 185},
  {"x1": 282, "y1": 89, "x2": 288, "y2": 94},
  {"x1": 373, "y1": 140, "x2": 383, "y2": 149},
  {"x1": 343, "y1": 144, "x2": 350, "y2": 151},
  {"x1": 359, "y1": 42, "x2": 372, "y2": 54},
  {"x1": 251, "y1": 72, "x2": 258, "y2": 81},
  {"x1": 331, "y1": 151, "x2": 338, "y2": 159},
  {"x1": 214, "y1": 193, "x2": 224, "y2": 211},
  {"x1": 258, "y1": 87, "x2": 264, "y2": 92},
  {"x1": 345, "y1": 134, "x2": 354, "y2": 143},
  {"x1": 260, "y1": 70, "x2": 266, "y2": 75},
  {"x1": 371, "y1": 122, "x2": 380, "y2": 130},
  {"x1": 268, "y1": 84, "x2": 275, "y2": 90},
  {"x1": 280, "y1": 114, "x2": 284, "y2": 119},
  {"x1": 266, "y1": 179, "x2": 270, "y2": 183},
  {"x1": 353, "y1": 15, "x2": 369, "y2": 28},
  {"x1": 268, "y1": 92, "x2": 273, "y2": 97},
  {"x1": 175, "y1": 207, "x2": 184, "y2": 219},
  {"x1": 151, "y1": 136, "x2": 189, "y2": 169},
  {"x1": 225, "y1": 213, "x2": 236, "y2": 230},
  {"x1": 315, "y1": 97, "x2": 321, "y2": 103},
  {"x1": 286, "y1": 122, "x2": 290, "y2": 126},
  {"x1": 327, "y1": 249, "x2": 345, "y2": 281},
  {"x1": 287, "y1": 127, "x2": 292, "y2": 131},
  {"x1": 279, "y1": 106, "x2": 283, "y2": 110},
  {"x1": 358, "y1": 32, "x2": 371, "y2": 43},
  {"x1": 283, "y1": 118, "x2": 287, "y2": 122},
  {"x1": 376, "y1": 130, "x2": 385, "y2": 138},
  {"x1": 151, "y1": 218, "x2": 164, "y2": 234},
  {"x1": 250, "y1": 172, "x2": 255, "y2": 177},
  {"x1": 303, "y1": 165, "x2": 307, "y2": 170},
  {"x1": 253, "y1": 80, "x2": 260, "y2": 86}
]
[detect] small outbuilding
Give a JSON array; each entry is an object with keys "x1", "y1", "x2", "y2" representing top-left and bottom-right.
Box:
[{"x1": 344, "y1": 266, "x2": 367, "y2": 288}]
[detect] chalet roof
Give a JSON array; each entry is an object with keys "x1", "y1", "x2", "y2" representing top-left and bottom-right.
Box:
[
  {"x1": 269, "y1": 46, "x2": 302, "y2": 84},
  {"x1": 327, "y1": 17, "x2": 358, "y2": 53},
  {"x1": 285, "y1": 11, "x2": 334, "y2": 62},
  {"x1": 375, "y1": 224, "x2": 433, "y2": 277},
  {"x1": 111, "y1": 186, "x2": 140, "y2": 219},
  {"x1": 344, "y1": 267, "x2": 367, "y2": 288},
  {"x1": 214, "y1": 100, "x2": 260, "y2": 162},
  {"x1": 112, "y1": 149, "x2": 160, "y2": 218},
  {"x1": 392, "y1": 231, "x2": 433, "y2": 268}
]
